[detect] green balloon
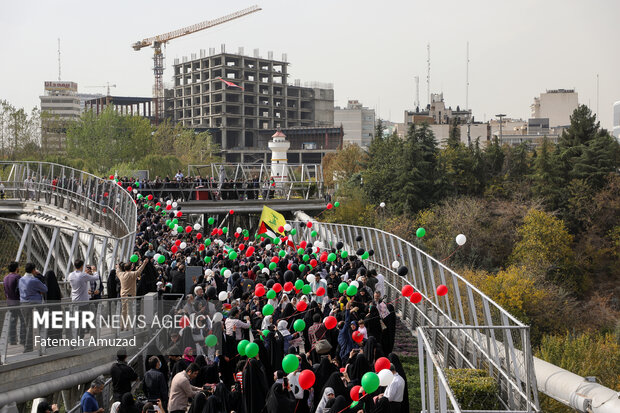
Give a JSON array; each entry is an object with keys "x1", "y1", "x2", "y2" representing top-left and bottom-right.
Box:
[
  {"x1": 157, "y1": 254, "x2": 165, "y2": 264},
  {"x1": 290, "y1": 228, "x2": 297, "y2": 235},
  {"x1": 222, "y1": 227, "x2": 228, "y2": 234},
  {"x1": 341, "y1": 250, "x2": 349, "y2": 258},
  {"x1": 266, "y1": 289, "x2": 277, "y2": 299},
  {"x1": 245, "y1": 342, "x2": 259, "y2": 358},
  {"x1": 274, "y1": 237, "x2": 281, "y2": 244},
  {"x1": 137, "y1": 194, "x2": 143, "y2": 199},
  {"x1": 303, "y1": 254, "x2": 310, "y2": 262},
  {"x1": 243, "y1": 229, "x2": 250, "y2": 237},
  {"x1": 416, "y1": 227, "x2": 426, "y2": 238},
  {"x1": 361, "y1": 251, "x2": 369, "y2": 260},
  {"x1": 282, "y1": 354, "x2": 299, "y2": 373},
  {"x1": 130, "y1": 254, "x2": 139, "y2": 263},
  {"x1": 165, "y1": 219, "x2": 171, "y2": 226},
  {"x1": 346, "y1": 285, "x2": 358, "y2": 296},
  {"x1": 176, "y1": 226, "x2": 183, "y2": 233},
  {"x1": 307, "y1": 264, "x2": 313, "y2": 271},
  {"x1": 298, "y1": 264, "x2": 306, "y2": 272},
  {"x1": 262, "y1": 304, "x2": 274, "y2": 316},
  {"x1": 205, "y1": 334, "x2": 217, "y2": 347},
  {"x1": 294, "y1": 279, "x2": 304, "y2": 290},
  {"x1": 269, "y1": 262, "x2": 277, "y2": 271},
  {"x1": 334, "y1": 202, "x2": 340, "y2": 207},
  {"x1": 278, "y1": 250, "x2": 286, "y2": 258},
  {"x1": 237, "y1": 339, "x2": 249, "y2": 356},
  {"x1": 302, "y1": 284, "x2": 311, "y2": 294},
  {"x1": 172, "y1": 218, "x2": 179, "y2": 225},
  {"x1": 297, "y1": 248, "x2": 304, "y2": 255},
  {"x1": 220, "y1": 267, "x2": 228, "y2": 276},
  {"x1": 293, "y1": 319, "x2": 306, "y2": 332},
  {"x1": 204, "y1": 256, "x2": 211, "y2": 263},
  {"x1": 155, "y1": 205, "x2": 160, "y2": 211},
  {"x1": 204, "y1": 238, "x2": 212, "y2": 246},
  {"x1": 229, "y1": 251, "x2": 238, "y2": 260},
  {"x1": 258, "y1": 263, "x2": 265, "y2": 270},
  {"x1": 208, "y1": 217, "x2": 215, "y2": 225},
  {"x1": 338, "y1": 282, "x2": 348, "y2": 293},
  {"x1": 261, "y1": 329, "x2": 270, "y2": 341},
  {"x1": 311, "y1": 230, "x2": 318, "y2": 237},
  {"x1": 327, "y1": 253, "x2": 337, "y2": 262},
  {"x1": 351, "y1": 402, "x2": 359, "y2": 408},
  {"x1": 361, "y1": 372, "x2": 380, "y2": 393}
]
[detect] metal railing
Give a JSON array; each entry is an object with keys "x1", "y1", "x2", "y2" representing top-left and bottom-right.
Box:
[
  {"x1": 0, "y1": 161, "x2": 136, "y2": 238},
  {"x1": 288, "y1": 220, "x2": 540, "y2": 412}
]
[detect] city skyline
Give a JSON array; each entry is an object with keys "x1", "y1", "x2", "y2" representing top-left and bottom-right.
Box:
[{"x1": 1, "y1": 0, "x2": 619, "y2": 130}]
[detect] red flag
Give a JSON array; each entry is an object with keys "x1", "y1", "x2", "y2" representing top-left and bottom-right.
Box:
[{"x1": 218, "y1": 77, "x2": 244, "y2": 90}]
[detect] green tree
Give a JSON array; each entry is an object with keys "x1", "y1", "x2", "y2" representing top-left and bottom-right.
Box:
[
  {"x1": 447, "y1": 117, "x2": 461, "y2": 148},
  {"x1": 322, "y1": 143, "x2": 368, "y2": 188},
  {"x1": 531, "y1": 136, "x2": 563, "y2": 208},
  {"x1": 571, "y1": 132, "x2": 619, "y2": 190},
  {"x1": 363, "y1": 131, "x2": 403, "y2": 209}
]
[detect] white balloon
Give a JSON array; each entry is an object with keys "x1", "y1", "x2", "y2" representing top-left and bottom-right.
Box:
[
  {"x1": 133, "y1": 189, "x2": 138, "y2": 194},
  {"x1": 266, "y1": 244, "x2": 272, "y2": 250},
  {"x1": 172, "y1": 201, "x2": 178, "y2": 208},
  {"x1": 351, "y1": 280, "x2": 359, "y2": 288},
  {"x1": 224, "y1": 269, "x2": 232, "y2": 278},
  {"x1": 236, "y1": 227, "x2": 242, "y2": 234},
  {"x1": 284, "y1": 223, "x2": 292, "y2": 232},
  {"x1": 154, "y1": 253, "x2": 161, "y2": 261},
  {"x1": 307, "y1": 274, "x2": 316, "y2": 284},
  {"x1": 262, "y1": 267, "x2": 270, "y2": 274},
  {"x1": 380, "y1": 202, "x2": 386, "y2": 208},
  {"x1": 166, "y1": 200, "x2": 172, "y2": 205},
  {"x1": 392, "y1": 260, "x2": 400, "y2": 269},
  {"x1": 180, "y1": 242, "x2": 187, "y2": 249},
  {"x1": 205, "y1": 269, "x2": 213, "y2": 276},
  {"x1": 378, "y1": 369, "x2": 394, "y2": 386},
  {"x1": 313, "y1": 240, "x2": 321, "y2": 247},
  {"x1": 173, "y1": 224, "x2": 179, "y2": 231},
  {"x1": 212, "y1": 312, "x2": 223, "y2": 323},
  {"x1": 313, "y1": 246, "x2": 320, "y2": 254},
  {"x1": 194, "y1": 223, "x2": 201, "y2": 231},
  {"x1": 218, "y1": 291, "x2": 228, "y2": 301},
  {"x1": 216, "y1": 239, "x2": 224, "y2": 246},
  {"x1": 185, "y1": 256, "x2": 191, "y2": 264},
  {"x1": 456, "y1": 234, "x2": 467, "y2": 246}
]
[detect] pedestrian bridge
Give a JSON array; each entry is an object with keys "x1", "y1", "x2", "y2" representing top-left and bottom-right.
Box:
[{"x1": 0, "y1": 161, "x2": 618, "y2": 413}]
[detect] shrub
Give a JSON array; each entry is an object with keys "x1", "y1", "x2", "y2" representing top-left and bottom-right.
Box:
[{"x1": 445, "y1": 369, "x2": 500, "y2": 410}]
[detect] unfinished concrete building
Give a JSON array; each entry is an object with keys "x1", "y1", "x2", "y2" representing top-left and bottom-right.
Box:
[{"x1": 168, "y1": 47, "x2": 334, "y2": 162}]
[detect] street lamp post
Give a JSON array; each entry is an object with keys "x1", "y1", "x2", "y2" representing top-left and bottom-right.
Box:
[{"x1": 496, "y1": 114, "x2": 506, "y2": 144}]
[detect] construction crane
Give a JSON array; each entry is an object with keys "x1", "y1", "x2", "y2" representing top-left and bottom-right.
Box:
[
  {"x1": 85, "y1": 83, "x2": 117, "y2": 96},
  {"x1": 132, "y1": 5, "x2": 262, "y2": 124}
]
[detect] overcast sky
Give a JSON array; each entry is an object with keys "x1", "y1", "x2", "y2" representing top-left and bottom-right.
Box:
[{"x1": 1, "y1": 0, "x2": 619, "y2": 129}]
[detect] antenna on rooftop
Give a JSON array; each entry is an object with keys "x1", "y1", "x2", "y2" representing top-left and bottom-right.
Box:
[
  {"x1": 427, "y1": 43, "x2": 431, "y2": 106},
  {"x1": 58, "y1": 38, "x2": 61, "y2": 81},
  {"x1": 414, "y1": 76, "x2": 420, "y2": 108},
  {"x1": 466, "y1": 41, "x2": 469, "y2": 111}
]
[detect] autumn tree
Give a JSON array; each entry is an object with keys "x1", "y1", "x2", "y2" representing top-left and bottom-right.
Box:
[{"x1": 322, "y1": 143, "x2": 368, "y2": 188}]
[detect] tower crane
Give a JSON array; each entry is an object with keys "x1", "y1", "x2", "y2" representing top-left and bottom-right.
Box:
[
  {"x1": 132, "y1": 5, "x2": 262, "y2": 124},
  {"x1": 85, "y1": 82, "x2": 117, "y2": 96}
]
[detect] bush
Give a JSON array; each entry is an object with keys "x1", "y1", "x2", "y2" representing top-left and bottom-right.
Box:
[{"x1": 445, "y1": 369, "x2": 500, "y2": 410}]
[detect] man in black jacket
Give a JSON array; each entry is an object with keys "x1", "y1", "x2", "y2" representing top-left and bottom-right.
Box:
[
  {"x1": 170, "y1": 264, "x2": 186, "y2": 295},
  {"x1": 143, "y1": 356, "x2": 169, "y2": 407},
  {"x1": 110, "y1": 348, "x2": 138, "y2": 401}
]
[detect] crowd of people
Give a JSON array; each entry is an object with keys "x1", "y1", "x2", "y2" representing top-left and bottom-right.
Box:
[{"x1": 4, "y1": 188, "x2": 408, "y2": 413}]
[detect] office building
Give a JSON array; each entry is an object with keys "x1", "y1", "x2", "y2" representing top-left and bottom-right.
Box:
[
  {"x1": 40, "y1": 81, "x2": 82, "y2": 154},
  {"x1": 531, "y1": 89, "x2": 578, "y2": 127},
  {"x1": 613, "y1": 101, "x2": 620, "y2": 140},
  {"x1": 334, "y1": 100, "x2": 375, "y2": 148}
]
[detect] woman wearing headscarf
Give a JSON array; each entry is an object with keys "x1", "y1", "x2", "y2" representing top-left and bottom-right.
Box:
[
  {"x1": 387, "y1": 353, "x2": 409, "y2": 413},
  {"x1": 328, "y1": 395, "x2": 350, "y2": 413},
  {"x1": 363, "y1": 336, "x2": 384, "y2": 366},
  {"x1": 346, "y1": 353, "x2": 371, "y2": 387},
  {"x1": 191, "y1": 355, "x2": 208, "y2": 387},
  {"x1": 265, "y1": 377, "x2": 296, "y2": 413},
  {"x1": 381, "y1": 304, "x2": 396, "y2": 355},
  {"x1": 204, "y1": 382, "x2": 231, "y2": 413},
  {"x1": 44, "y1": 270, "x2": 63, "y2": 340},
  {"x1": 277, "y1": 320, "x2": 294, "y2": 353},
  {"x1": 313, "y1": 358, "x2": 338, "y2": 405},
  {"x1": 364, "y1": 305, "x2": 382, "y2": 340},
  {"x1": 319, "y1": 372, "x2": 348, "y2": 405},
  {"x1": 315, "y1": 387, "x2": 335, "y2": 413},
  {"x1": 242, "y1": 358, "x2": 270, "y2": 413},
  {"x1": 187, "y1": 391, "x2": 207, "y2": 413},
  {"x1": 117, "y1": 393, "x2": 139, "y2": 413}
]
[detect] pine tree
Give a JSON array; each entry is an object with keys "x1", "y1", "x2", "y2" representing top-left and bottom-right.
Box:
[
  {"x1": 571, "y1": 133, "x2": 619, "y2": 190},
  {"x1": 447, "y1": 117, "x2": 461, "y2": 148},
  {"x1": 531, "y1": 136, "x2": 563, "y2": 208}
]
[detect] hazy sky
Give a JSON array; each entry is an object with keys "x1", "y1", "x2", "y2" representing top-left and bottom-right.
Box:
[{"x1": 1, "y1": 0, "x2": 619, "y2": 129}]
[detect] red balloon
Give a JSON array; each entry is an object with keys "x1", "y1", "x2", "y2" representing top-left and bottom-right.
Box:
[
  {"x1": 171, "y1": 245, "x2": 178, "y2": 253},
  {"x1": 179, "y1": 316, "x2": 190, "y2": 328},
  {"x1": 287, "y1": 263, "x2": 292, "y2": 270},
  {"x1": 127, "y1": 186, "x2": 132, "y2": 192},
  {"x1": 175, "y1": 239, "x2": 182, "y2": 246},
  {"x1": 256, "y1": 283, "x2": 264, "y2": 289},
  {"x1": 196, "y1": 233, "x2": 203, "y2": 240},
  {"x1": 185, "y1": 226, "x2": 192, "y2": 233},
  {"x1": 271, "y1": 256, "x2": 279, "y2": 264},
  {"x1": 300, "y1": 240, "x2": 307, "y2": 249},
  {"x1": 234, "y1": 232, "x2": 240, "y2": 238},
  {"x1": 437, "y1": 284, "x2": 448, "y2": 296},
  {"x1": 326, "y1": 203, "x2": 333, "y2": 210},
  {"x1": 117, "y1": 181, "x2": 122, "y2": 186},
  {"x1": 306, "y1": 221, "x2": 313, "y2": 228},
  {"x1": 287, "y1": 240, "x2": 295, "y2": 248},
  {"x1": 273, "y1": 283, "x2": 282, "y2": 293},
  {"x1": 245, "y1": 246, "x2": 255, "y2": 257},
  {"x1": 316, "y1": 287, "x2": 325, "y2": 296},
  {"x1": 281, "y1": 236, "x2": 288, "y2": 243},
  {"x1": 103, "y1": 192, "x2": 109, "y2": 197},
  {"x1": 217, "y1": 228, "x2": 224, "y2": 236},
  {"x1": 198, "y1": 244, "x2": 205, "y2": 251},
  {"x1": 297, "y1": 301, "x2": 307, "y2": 312},
  {"x1": 255, "y1": 286, "x2": 266, "y2": 297},
  {"x1": 243, "y1": 236, "x2": 249, "y2": 241},
  {"x1": 177, "y1": 211, "x2": 183, "y2": 217},
  {"x1": 147, "y1": 194, "x2": 153, "y2": 201},
  {"x1": 298, "y1": 370, "x2": 315, "y2": 390},
  {"x1": 319, "y1": 253, "x2": 328, "y2": 263},
  {"x1": 324, "y1": 316, "x2": 337, "y2": 329},
  {"x1": 283, "y1": 282, "x2": 294, "y2": 292},
  {"x1": 352, "y1": 331, "x2": 364, "y2": 343},
  {"x1": 410, "y1": 292, "x2": 423, "y2": 304},
  {"x1": 401, "y1": 285, "x2": 414, "y2": 297},
  {"x1": 109, "y1": 175, "x2": 114, "y2": 180},
  {"x1": 156, "y1": 202, "x2": 161, "y2": 206},
  {"x1": 229, "y1": 209, "x2": 235, "y2": 215},
  {"x1": 350, "y1": 385, "x2": 362, "y2": 401},
  {"x1": 278, "y1": 226, "x2": 285, "y2": 233},
  {"x1": 166, "y1": 205, "x2": 172, "y2": 210},
  {"x1": 238, "y1": 243, "x2": 245, "y2": 251},
  {"x1": 374, "y1": 357, "x2": 391, "y2": 373},
  {"x1": 310, "y1": 259, "x2": 318, "y2": 267}
]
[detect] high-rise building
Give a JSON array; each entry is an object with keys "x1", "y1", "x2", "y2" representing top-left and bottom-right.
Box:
[
  {"x1": 40, "y1": 81, "x2": 81, "y2": 154},
  {"x1": 334, "y1": 100, "x2": 375, "y2": 148},
  {"x1": 168, "y1": 48, "x2": 335, "y2": 161},
  {"x1": 613, "y1": 101, "x2": 620, "y2": 140},
  {"x1": 530, "y1": 89, "x2": 578, "y2": 127}
]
